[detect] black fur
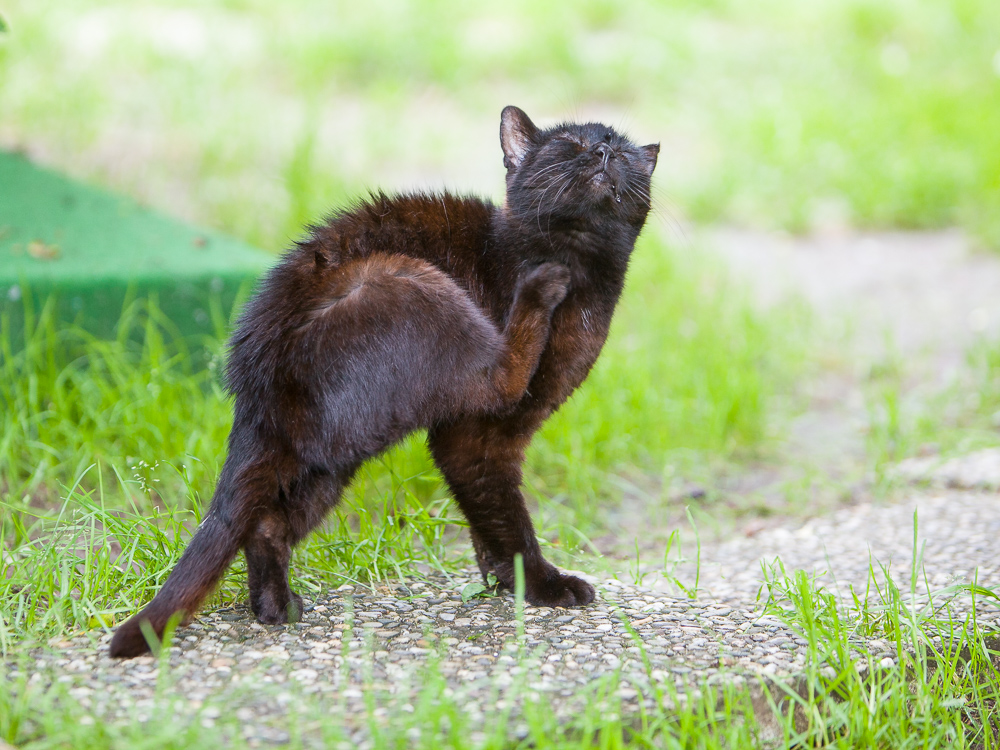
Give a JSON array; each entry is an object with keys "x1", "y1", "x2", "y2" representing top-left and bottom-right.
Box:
[{"x1": 109, "y1": 106, "x2": 657, "y2": 658}]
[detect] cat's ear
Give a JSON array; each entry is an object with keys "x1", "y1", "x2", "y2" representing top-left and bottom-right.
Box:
[
  {"x1": 500, "y1": 106, "x2": 538, "y2": 171},
  {"x1": 640, "y1": 143, "x2": 659, "y2": 177}
]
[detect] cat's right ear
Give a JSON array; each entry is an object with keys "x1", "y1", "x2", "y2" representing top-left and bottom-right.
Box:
[
  {"x1": 640, "y1": 143, "x2": 659, "y2": 177},
  {"x1": 500, "y1": 106, "x2": 538, "y2": 171}
]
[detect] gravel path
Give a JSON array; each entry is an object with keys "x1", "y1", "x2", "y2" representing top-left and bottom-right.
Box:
[
  {"x1": 6, "y1": 456, "x2": 999, "y2": 745},
  {"x1": 9, "y1": 576, "x2": 792, "y2": 746},
  {"x1": 650, "y1": 450, "x2": 1000, "y2": 607}
]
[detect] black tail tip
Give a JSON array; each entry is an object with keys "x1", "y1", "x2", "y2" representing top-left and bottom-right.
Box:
[{"x1": 108, "y1": 620, "x2": 154, "y2": 659}]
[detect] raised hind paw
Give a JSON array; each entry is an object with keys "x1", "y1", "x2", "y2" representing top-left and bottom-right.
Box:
[{"x1": 520, "y1": 262, "x2": 571, "y2": 311}]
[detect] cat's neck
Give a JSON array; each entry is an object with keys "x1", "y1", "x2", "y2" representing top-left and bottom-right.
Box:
[{"x1": 495, "y1": 212, "x2": 636, "y2": 294}]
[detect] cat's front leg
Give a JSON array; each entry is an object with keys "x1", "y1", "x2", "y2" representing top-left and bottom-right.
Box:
[{"x1": 428, "y1": 417, "x2": 595, "y2": 608}]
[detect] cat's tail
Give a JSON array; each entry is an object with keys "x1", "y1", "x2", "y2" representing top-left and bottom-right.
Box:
[{"x1": 108, "y1": 463, "x2": 262, "y2": 659}]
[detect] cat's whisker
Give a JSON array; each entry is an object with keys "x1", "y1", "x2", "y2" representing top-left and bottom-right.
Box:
[
  {"x1": 522, "y1": 162, "x2": 569, "y2": 187},
  {"x1": 621, "y1": 182, "x2": 651, "y2": 207},
  {"x1": 523, "y1": 166, "x2": 574, "y2": 193},
  {"x1": 651, "y1": 194, "x2": 693, "y2": 248},
  {"x1": 545, "y1": 174, "x2": 578, "y2": 238},
  {"x1": 535, "y1": 169, "x2": 573, "y2": 238},
  {"x1": 524, "y1": 176, "x2": 568, "y2": 195},
  {"x1": 527, "y1": 168, "x2": 574, "y2": 233},
  {"x1": 536, "y1": 177, "x2": 568, "y2": 236}
]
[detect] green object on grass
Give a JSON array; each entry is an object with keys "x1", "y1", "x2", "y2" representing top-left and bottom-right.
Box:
[{"x1": 0, "y1": 150, "x2": 274, "y2": 341}]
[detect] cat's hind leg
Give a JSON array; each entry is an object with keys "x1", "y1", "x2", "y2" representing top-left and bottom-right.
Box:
[
  {"x1": 245, "y1": 508, "x2": 300, "y2": 624},
  {"x1": 109, "y1": 458, "x2": 277, "y2": 658},
  {"x1": 459, "y1": 263, "x2": 571, "y2": 411},
  {"x1": 244, "y1": 468, "x2": 348, "y2": 624},
  {"x1": 301, "y1": 254, "x2": 568, "y2": 422}
]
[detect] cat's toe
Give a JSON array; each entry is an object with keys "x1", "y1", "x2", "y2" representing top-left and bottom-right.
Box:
[{"x1": 559, "y1": 575, "x2": 597, "y2": 606}]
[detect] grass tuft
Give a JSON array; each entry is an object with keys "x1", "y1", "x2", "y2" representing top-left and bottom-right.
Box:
[
  {"x1": 0, "y1": 295, "x2": 232, "y2": 506},
  {"x1": 760, "y1": 530, "x2": 1000, "y2": 747}
]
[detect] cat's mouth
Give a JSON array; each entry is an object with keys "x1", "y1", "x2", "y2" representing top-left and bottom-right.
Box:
[{"x1": 591, "y1": 170, "x2": 623, "y2": 203}]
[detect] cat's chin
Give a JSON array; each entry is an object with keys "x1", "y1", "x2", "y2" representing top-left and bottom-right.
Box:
[
  {"x1": 589, "y1": 171, "x2": 623, "y2": 204},
  {"x1": 590, "y1": 170, "x2": 611, "y2": 186}
]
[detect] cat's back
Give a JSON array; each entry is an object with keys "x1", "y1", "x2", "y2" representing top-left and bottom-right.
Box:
[
  {"x1": 225, "y1": 191, "x2": 503, "y2": 431},
  {"x1": 306, "y1": 191, "x2": 495, "y2": 272},
  {"x1": 230, "y1": 191, "x2": 496, "y2": 353}
]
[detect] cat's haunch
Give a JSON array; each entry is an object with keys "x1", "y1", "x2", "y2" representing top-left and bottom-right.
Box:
[{"x1": 109, "y1": 106, "x2": 658, "y2": 659}]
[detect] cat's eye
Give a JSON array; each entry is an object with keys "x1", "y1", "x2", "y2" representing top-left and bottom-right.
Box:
[{"x1": 552, "y1": 136, "x2": 585, "y2": 153}]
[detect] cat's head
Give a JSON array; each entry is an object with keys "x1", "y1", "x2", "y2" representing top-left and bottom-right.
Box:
[{"x1": 499, "y1": 106, "x2": 658, "y2": 232}]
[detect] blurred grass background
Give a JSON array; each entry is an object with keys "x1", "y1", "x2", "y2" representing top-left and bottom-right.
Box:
[
  {"x1": 1, "y1": 0, "x2": 998, "y2": 639},
  {"x1": 1, "y1": 0, "x2": 998, "y2": 250}
]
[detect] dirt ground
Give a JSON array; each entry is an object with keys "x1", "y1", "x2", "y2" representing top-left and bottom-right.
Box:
[
  {"x1": 635, "y1": 226, "x2": 1000, "y2": 601},
  {"x1": 707, "y1": 226, "x2": 1000, "y2": 474}
]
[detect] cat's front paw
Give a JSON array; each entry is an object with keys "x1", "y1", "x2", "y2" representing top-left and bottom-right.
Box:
[
  {"x1": 521, "y1": 262, "x2": 571, "y2": 311},
  {"x1": 525, "y1": 566, "x2": 596, "y2": 608}
]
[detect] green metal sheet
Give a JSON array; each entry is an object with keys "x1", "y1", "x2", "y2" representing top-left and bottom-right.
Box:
[{"x1": 0, "y1": 150, "x2": 275, "y2": 341}]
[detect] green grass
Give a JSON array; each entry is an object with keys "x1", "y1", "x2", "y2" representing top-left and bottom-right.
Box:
[
  {"x1": 0, "y1": 0, "x2": 997, "y2": 250},
  {"x1": 966, "y1": 338, "x2": 1000, "y2": 436},
  {"x1": 860, "y1": 338, "x2": 1000, "y2": 486},
  {"x1": 756, "y1": 553, "x2": 1000, "y2": 747},
  {"x1": 0, "y1": 296, "x2": 232, "y2": 503}
]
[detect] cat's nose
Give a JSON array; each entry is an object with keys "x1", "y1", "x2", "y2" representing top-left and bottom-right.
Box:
[{"x1": 594, "y1": 142, "x2": 614, "y2": 168}]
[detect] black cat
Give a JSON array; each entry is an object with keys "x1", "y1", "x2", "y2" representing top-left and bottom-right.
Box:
[{"x1": 109, "y1": 106, "x2": 657, "y2": 658}]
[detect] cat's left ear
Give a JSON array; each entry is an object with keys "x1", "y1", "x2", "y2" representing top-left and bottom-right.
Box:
[
  {"x1": 500, "y1": 106, "x2": 538, "y2": 171},
  {"x1": 640, "y1": 143, "x2": 659, "y2": 177}
]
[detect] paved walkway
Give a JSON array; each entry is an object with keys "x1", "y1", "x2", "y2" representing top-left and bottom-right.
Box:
[{"x1": 6, "y1": 456, "x2": 999, "y2": 745}]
